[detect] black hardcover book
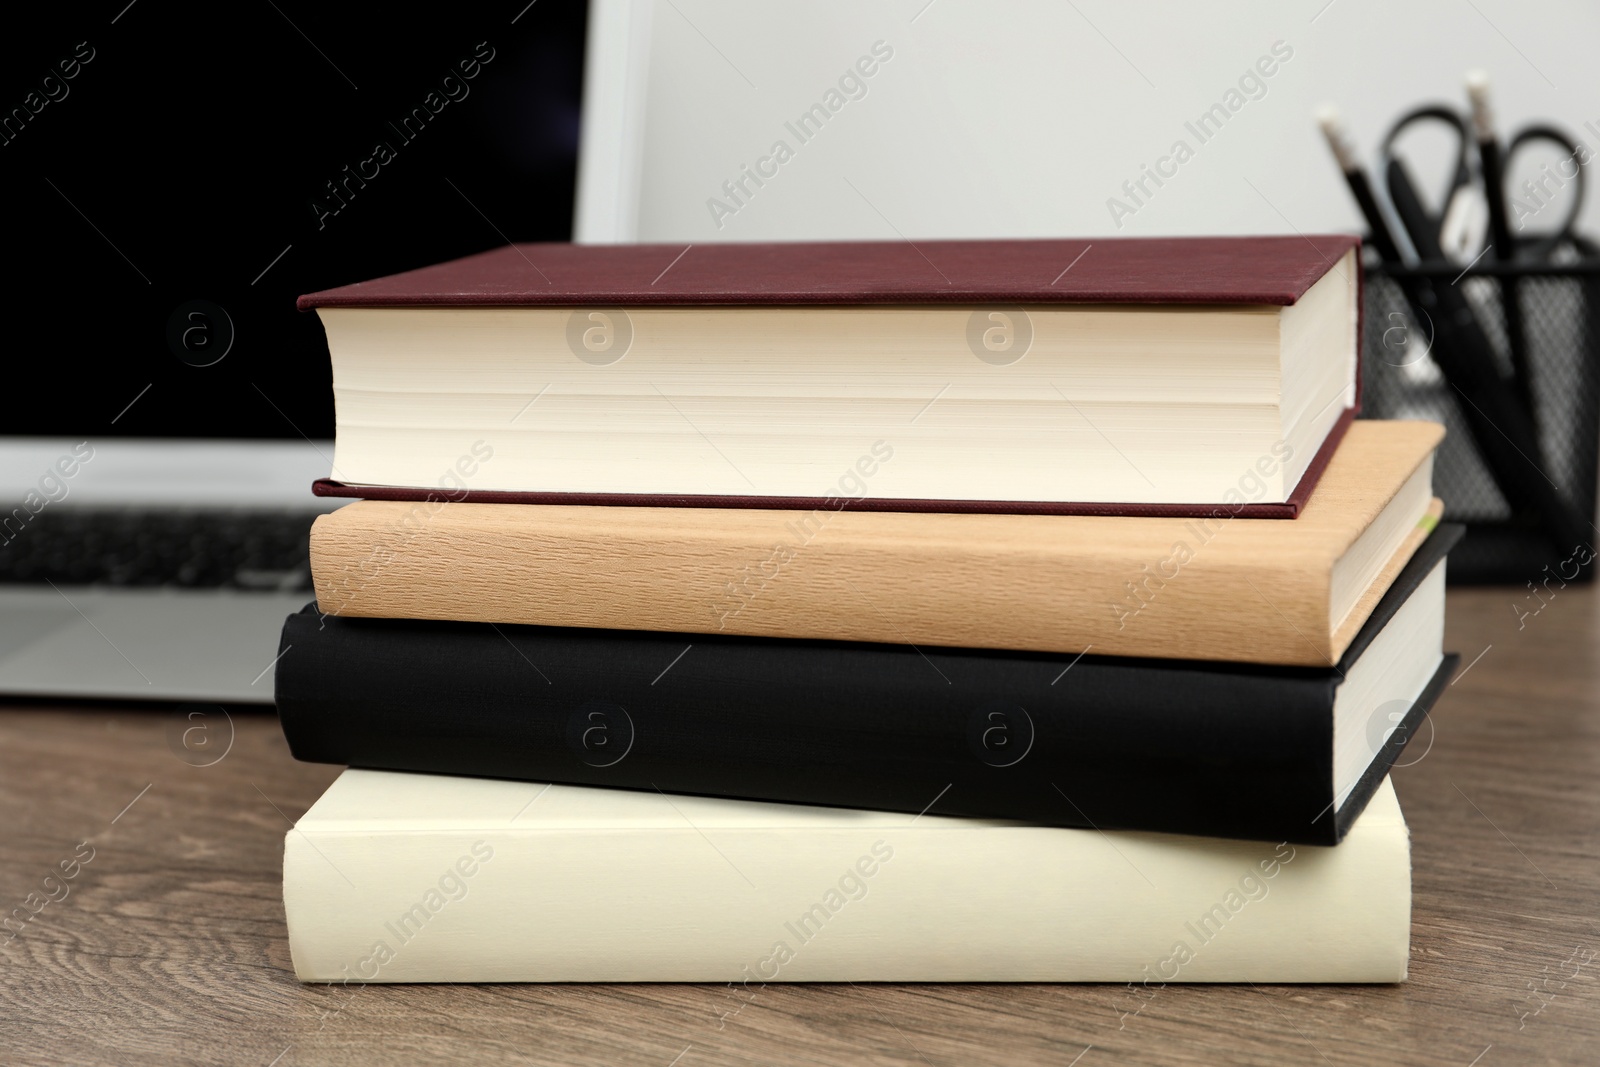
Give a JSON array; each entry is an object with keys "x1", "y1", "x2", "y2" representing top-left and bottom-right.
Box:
[{"x1": 276, "y1": 525, "x2": 1463, "y2": 844}]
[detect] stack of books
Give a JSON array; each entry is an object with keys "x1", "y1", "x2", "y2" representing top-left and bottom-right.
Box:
[{"x1": 276, "y1": 236, "x2": 1457, "y2": 984}]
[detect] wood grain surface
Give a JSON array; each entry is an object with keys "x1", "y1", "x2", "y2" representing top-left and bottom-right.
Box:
[{"x1": 0, "y1": 585, "x2": 1595, "y2": 1067}]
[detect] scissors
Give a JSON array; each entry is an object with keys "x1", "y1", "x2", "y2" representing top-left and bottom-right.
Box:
[{"x1": 1380, "y1": 103, "x2": 1587, "y2": 263}]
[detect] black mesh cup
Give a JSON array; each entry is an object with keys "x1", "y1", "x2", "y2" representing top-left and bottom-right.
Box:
[{"x1": 1360, "y1": 244, "x2": 1600, "y2": 583}]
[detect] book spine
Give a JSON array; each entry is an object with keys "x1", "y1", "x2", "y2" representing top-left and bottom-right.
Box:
[
  {"x1": 275, "y1": 611, "x2": 1338, "y2": 843},
  {"x1": 282, "y1": 799, "x2": 1410, "y2": 983},
  {"x1": 308, "y1": 503, "x2": 1338, "y2": 666}
]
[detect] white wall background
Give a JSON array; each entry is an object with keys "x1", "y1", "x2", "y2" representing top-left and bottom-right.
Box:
[{"x1": 581, "y1": 0, "x2": 1600, "y2": 245}]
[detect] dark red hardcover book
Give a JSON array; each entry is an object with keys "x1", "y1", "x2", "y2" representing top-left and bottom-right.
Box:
[
  {"x1": 309, "y1": 406, "x2": 1351, "y2": 519},
  {"x1": 300, "y1": 235, "x2": 1362, "y2": 518},
  {"x1": 298, "y1": 235, "x2": 1360, "y2": 310}
]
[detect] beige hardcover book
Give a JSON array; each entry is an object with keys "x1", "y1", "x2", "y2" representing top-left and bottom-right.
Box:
[
  {"x1": 284, "y1": 770, "x2": 1411, "y2": 983},
  {"x1": 310, "y1": 420, "x2": 1443, "y2": 666}
]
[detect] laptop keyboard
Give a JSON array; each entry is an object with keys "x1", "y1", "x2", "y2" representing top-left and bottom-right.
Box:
[{"x1": 0, "y1": 509, "x2": 315, "y2": 591}]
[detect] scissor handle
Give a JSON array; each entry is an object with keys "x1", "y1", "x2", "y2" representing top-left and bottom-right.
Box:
[
  {"x1": 1503, "y1": 124, "x2": 1586, "y2": 256},
  {"x1": 1380, "y1": 104, "x2": 1475, "y2": 211}
]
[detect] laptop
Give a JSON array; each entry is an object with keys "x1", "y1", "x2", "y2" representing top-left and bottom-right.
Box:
[
  {"x1": 0, "y1": 439, "x2": 340, "y2": 702},
  {"x1": 1, "y1": 3, "x2": 595, "y2": 703}
]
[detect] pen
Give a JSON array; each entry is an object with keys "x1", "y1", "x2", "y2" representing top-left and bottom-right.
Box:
[
  {"x1": 1466, "y1": 71, "x2": 1514, "y2": 260},
  {"x1": 1466, "y1": 69, "x2": 1533, "y2": 411},
  {"x1": 1316, "y1": 107, "x2": 1405, "y2": 263}
]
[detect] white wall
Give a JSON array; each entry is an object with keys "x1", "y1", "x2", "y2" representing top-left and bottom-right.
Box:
[{"x1": 582, "y1": 0, "x2": 1600, "y2": 245}]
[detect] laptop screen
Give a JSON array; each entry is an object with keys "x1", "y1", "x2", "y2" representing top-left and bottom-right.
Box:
[{"x1": 5, "y1": 4, "x2": 587, "y2": 442}]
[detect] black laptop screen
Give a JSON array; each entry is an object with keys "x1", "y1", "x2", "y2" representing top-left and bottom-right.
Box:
[{"x1": 4, "y1": 3, "x2": 587, "y2": 440}]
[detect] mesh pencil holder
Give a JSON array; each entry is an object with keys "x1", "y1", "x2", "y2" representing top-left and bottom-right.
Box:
[{"x1": 1360, "y1": 244, "x2": 1600, "y2": 584}]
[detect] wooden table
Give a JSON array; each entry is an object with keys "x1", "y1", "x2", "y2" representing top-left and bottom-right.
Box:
[{"x1": 1, "y1": 587, "x2": 1595, "y2": 1067}]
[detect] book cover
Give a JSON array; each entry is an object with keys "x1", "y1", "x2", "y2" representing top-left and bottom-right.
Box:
[
  {"x1": 297, "y1": 235, "x2": 1361, "y2": 310},
  {"x1": 284, "y1": 772, "x2": 1412, "y2": 983},
  {"x1": 307, "y1": 410, "x2": 1353, "y2": 520}
]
